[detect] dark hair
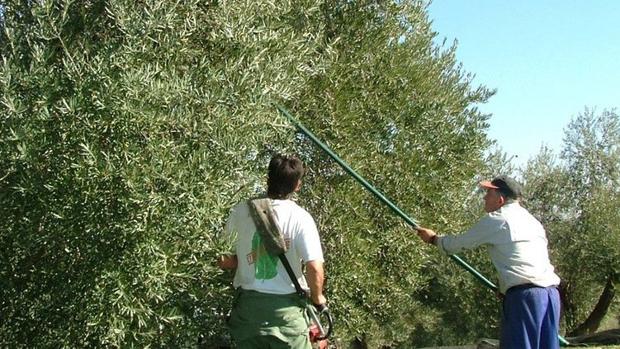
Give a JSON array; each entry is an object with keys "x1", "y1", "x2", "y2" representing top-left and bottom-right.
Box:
[{"x1": 267, "y1": 154, "x2": 305, "y2": 199}]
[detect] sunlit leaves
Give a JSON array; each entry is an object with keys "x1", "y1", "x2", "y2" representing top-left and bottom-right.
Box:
[
  {"x1": 1, "y1": 0, "x2": 496, "y2": 347},
  {"x1": 0, "y1": 0, "x2": 330, "y2": 346},
  {"x1": 523, "y1": 108, "x2": 620, "y2": 333},
  {"x1": 287, "y1": 1, "x2": 494, "y2": 346}
]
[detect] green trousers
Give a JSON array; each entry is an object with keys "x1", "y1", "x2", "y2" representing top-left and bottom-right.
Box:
[{"x1": 228, "y1": 289, "x2": 311, "y2": 349}]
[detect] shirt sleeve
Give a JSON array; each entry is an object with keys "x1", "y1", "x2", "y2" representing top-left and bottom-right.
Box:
[
  {"x1": 294, "y1": 212, "x2": 324, "y2": 263},
  {"x1": 220, "y1": 204, "x2": 242, "y2": 252},
  {"x1": 437, "y1": 213, "x2": 508, "y2": 255}
]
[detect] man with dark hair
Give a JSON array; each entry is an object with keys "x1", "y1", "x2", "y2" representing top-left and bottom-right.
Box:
[
  {"x1": 415, "y1": 176, "x2": 561, "y2": 349},
  {"x1": 218, "y1": 154, "x2": 326, "y2": 349}
]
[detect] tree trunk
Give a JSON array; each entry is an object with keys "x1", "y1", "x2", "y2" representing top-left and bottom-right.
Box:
[
  {"x1": 567, "y1": 275, "x2": 616, "y2": 337},
  {"x1": 568, "y1": 329, "x2": 620, "y2": 345}
]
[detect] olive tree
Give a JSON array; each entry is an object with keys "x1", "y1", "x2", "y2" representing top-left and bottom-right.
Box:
[
  {"x1": 1, "y1": 0, "x2": 495, "y2": 347},
  {"x1": 288, "y1": 2, "x2": 494, "y2": 346},
  {"x1": 523, "y1": 109, "x2": 620, "y2": 336},
  {"x1": 0, "y1": 0, "x2": 334, "y2": 346}
]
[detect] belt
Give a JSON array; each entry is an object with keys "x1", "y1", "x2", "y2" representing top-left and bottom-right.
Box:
[{"x1": 507, "y1": 283, "x2": 558, "y2": 292}]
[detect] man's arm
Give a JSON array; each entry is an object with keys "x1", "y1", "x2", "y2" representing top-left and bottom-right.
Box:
[
  {"x1": 217, "y1": 254, "x2": 238, "y2": 270},
  {"x1": 415, "y1": 215, "x2": 504, "y2": 254},
  {"x1": 305, "y1": 260, "x2": 326, "y2": 306}
]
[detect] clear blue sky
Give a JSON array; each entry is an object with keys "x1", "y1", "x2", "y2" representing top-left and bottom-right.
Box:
[{"x1": 427, "y1": 1, "x2": 620, "y2": 165}]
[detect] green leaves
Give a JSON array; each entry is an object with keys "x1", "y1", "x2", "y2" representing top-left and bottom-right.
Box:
[
  {"x1": 1, "y1": 0, "x2": 495, "y2": 347},
  {"x1": 523, "y1": 108, "x2": 620, "y2": 333}
]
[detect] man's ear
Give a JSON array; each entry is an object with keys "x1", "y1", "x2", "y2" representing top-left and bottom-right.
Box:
[
  {"x1": 498, "y1": 195, "x2": 506, "y2": 206},
  {"x1": 294, "y1": 179, "x2": 302, "y2": 192}
]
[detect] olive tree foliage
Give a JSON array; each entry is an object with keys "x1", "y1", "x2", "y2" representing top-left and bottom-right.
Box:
[
  {"x1": 1, "y1": 0, "x2": 495, "y2": 347},
  {"x1": 0, "y1": 0, "x2": 335, "y2": 347},
  {"x1": 287, "y1": 2, "x2": 494, "y2": 347},
  {"x1": 522, "y1": 109, "x2": 620, "y2": 334}
]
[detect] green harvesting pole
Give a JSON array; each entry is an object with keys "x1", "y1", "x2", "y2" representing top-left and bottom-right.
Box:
[
  {"x1": 279, "y1": 110, "x2": 419, "y2": 229},
  {"x1": 275, "y1": 103, "x2": 496, "y2": 287},
  {"x1": 275, "y1": 104, "x2": 569, "y2": 346}
]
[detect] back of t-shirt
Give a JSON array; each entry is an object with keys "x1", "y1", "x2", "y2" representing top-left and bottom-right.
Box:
[{"x1": 224, "y1": 198, "x2": 323, "y2": 294}]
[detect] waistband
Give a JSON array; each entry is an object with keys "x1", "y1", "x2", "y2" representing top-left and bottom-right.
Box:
[{"x1": 507, "y1": 283, "x2": 558, "y2": 292}]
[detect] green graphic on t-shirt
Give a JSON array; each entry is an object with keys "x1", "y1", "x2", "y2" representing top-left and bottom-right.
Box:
[{"x1": 252, "y1": 231, "x2": 278, "y2": 279}]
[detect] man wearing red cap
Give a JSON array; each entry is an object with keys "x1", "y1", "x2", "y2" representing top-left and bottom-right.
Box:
[{"x1": 416, "y1": 175, "x2": 561, "y2": 349}]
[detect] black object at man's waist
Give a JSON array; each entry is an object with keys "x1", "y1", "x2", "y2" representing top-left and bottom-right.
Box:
[{"x1": 507, "y1": 283, "x2": 558, "y2": 292}]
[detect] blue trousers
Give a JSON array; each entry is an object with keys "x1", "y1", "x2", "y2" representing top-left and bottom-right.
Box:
[{"x1": 500, "y1": 285, "x2": 560, "y2": 349}]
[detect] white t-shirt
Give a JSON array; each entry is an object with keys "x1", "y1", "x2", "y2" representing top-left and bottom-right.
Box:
[
  {"x1": 224, "y1": 198, "x2": 324, "y2": 294},
  {"x1": 436, "y1": 202, "x2": 561, "y2": 293}
]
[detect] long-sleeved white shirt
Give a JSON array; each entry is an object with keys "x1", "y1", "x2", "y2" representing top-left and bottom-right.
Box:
[{"x1": 436, "y1": 201, "x2": 560, "y2": 293}]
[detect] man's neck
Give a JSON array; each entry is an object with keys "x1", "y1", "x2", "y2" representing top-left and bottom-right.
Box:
[{"x1": 267, "y1": 194, "x2": 292, "y2": 200}]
